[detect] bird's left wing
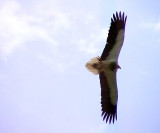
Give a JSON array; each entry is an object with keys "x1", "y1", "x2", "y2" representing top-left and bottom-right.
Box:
[{"x1": 101, "y1": 12, "x2": 127, "y2": 62}]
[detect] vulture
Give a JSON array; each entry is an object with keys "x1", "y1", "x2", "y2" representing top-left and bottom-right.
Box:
[{"x1": 85, "y1": 12, "x2": 127, "y2": 124}]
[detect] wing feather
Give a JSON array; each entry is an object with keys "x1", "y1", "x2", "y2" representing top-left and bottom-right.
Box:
[
  {"x1": 100, "y1": 12, "x2": 127, "y2": 61},
  {"x1": 100, "y1": 71, "x2": 118, "y2": 124}
]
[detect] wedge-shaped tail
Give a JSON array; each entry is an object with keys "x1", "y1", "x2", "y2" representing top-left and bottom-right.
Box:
[{"x1": 85, "y1": 57, "x2": 102, "y2": 75}]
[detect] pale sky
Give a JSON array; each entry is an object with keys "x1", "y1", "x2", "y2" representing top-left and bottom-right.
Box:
[{"x1": 0, "y1": 0, "x2": 160, "y2": 133}]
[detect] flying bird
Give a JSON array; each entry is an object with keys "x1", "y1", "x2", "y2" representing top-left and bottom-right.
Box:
[{"x1": 85, "y1": 12, "x2": 127, "y2": 124}]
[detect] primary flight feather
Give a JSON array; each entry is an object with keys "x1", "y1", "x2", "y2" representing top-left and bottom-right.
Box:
[{"x1": 86, "y1": 12, "x2": 127, "y2": 124}]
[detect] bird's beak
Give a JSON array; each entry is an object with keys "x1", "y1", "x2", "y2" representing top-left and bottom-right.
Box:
[{"x1": 116, "y1": 65, "x2": 121, "y2": 69}]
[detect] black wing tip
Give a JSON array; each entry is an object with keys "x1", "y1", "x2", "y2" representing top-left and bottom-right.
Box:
[
  {"x1": 112, "y1": 11, "x2": 127, "y2": 24},
  {"x1": 102, "y1": 111, "x2": 117, "y2": 124}
]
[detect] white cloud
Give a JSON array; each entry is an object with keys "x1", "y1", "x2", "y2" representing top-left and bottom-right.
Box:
[
  {"x1": 154, "y1": 21, "x2": 160, "y2": 31},
  {"x1": 38, "y1": 55, "x2": 66, "y2": 73},
  {"x1": 77, "y1": 28, "x2": 107, "y2": 55},
  {"x1": 0, "y1": 1, "x2": 62, "y2": 60},
  {"x1": 0, "y1": 0, "x2": 103, "y2": 74},
  {"x1": 0, "y1": 1, "x2": 101, "y2": 57},
  {"x1": 141, "y1": 20, "x2": 160, "y2": 31}
]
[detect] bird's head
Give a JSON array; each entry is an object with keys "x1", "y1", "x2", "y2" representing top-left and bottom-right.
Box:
[
  {"x1": 116, "y1": 64, "x2": 121, "y2": 69},
  {"x1": 110, "y1": 62, "x2": 121, "y2": 71}
]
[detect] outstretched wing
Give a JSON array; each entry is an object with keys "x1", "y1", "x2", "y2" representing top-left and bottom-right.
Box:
[
  {"x1": 100, "y1": 12, "x2": 127, "y2": 62},
  {"x1": 100, "y1": 12, "x2": 127, "y2": 124},
  {"x1": 100, "y1": 71, "x2": 118, "y2": 124}
]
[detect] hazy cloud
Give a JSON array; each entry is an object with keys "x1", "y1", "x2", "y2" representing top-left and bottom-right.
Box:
[
  {"x1": 77, "y1": 28, "x2": 107, "y2": 54},
  {"x1": 0, "y1": 1, "x2": 103, "y2": 61},
  {"x1": 141, "y1": 20, "x2": 160, "y2": 31}
]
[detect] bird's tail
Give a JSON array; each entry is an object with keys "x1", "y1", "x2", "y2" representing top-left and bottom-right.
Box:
[{"x1": 85, "y1": 57, "x2": 102, "y2": 75}]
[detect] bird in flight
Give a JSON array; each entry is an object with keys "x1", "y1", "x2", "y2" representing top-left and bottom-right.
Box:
[{"x1": 85, "y1": 12, "x2": 127, "y2": 124}]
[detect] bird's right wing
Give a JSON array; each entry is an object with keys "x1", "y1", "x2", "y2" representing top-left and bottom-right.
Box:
[{"x1": 100, "y1": 69, "x2": 118, "y2": 124}]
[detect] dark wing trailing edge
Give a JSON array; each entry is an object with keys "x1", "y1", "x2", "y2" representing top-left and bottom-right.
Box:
[
  {"x1": 100, "y1": 72, "x2": 117, "y2": 124},
  {"x1": 100, "y1": 11, "x2": 127, "y2": 61},
  {"x1": 99, "y1": 12, "x2": 127, "y2": 124}
]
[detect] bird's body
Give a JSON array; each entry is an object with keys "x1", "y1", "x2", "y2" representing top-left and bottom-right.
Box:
[{"x1": 86, "y1": 12, "x2": 127, "y2": 124}]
